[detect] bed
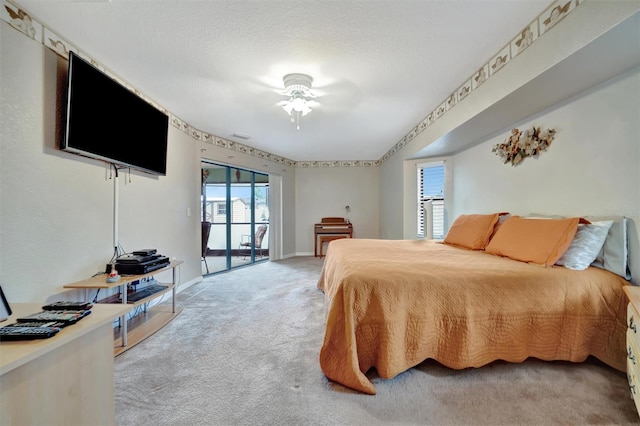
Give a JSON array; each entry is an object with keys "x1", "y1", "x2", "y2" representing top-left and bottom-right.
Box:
[{"x1": 317, "y1": 214, "x2": 630, "y2": 395}]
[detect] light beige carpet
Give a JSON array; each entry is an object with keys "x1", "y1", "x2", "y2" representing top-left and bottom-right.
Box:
[{"x1": 115, "y1": 257, "x2": 639, "y2": 425}]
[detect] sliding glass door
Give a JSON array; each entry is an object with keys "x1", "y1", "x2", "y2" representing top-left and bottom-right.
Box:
[{"x1": 201, "y1": 162, "x2": 269, "y2": 275}]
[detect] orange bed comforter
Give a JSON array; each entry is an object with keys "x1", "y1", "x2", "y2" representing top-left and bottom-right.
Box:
[{"x1": 317, "y1": 238, "x2": 629, "y2": 394}]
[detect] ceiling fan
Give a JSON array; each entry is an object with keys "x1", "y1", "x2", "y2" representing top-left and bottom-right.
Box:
[
  {"x1": 277, "y1": 73, "x2": 318, "y2": 130},
  {"x1": 252, "y1": 73, "x2": 361, "y2": 130}
]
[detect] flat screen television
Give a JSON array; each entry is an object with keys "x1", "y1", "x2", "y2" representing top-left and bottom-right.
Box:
[{"x1": 62, "y1": 51, "x2": 169, "y2": 176}]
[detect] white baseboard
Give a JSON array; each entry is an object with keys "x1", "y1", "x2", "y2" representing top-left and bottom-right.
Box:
[
  {"x1": 281, "y1": 252, "x2": 299, "y2": 259},
  {"x1": 177, "y1": 276, "x2": 203, "y2": 293}
]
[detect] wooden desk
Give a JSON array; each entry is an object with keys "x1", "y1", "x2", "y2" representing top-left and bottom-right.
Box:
[
  {"x1": 319, "y1": 235, "x2": 348, "y2": 257},
  {"x1": 1, "y1": 303, "x2": 131, "y2": 425},
  {"x1": 314, "y1": 218, "x2": 353, "y2": 257}
]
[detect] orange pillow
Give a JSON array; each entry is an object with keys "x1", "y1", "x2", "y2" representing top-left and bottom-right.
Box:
[
  {"x1": 443, "y1": 213, "x2": 500, "y2": 250},
  {"x1": 485, "y1": 216, "x2": 580, "y2": 266}
]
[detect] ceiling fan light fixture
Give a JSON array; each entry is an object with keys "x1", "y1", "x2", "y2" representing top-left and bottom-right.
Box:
[{"x1": 280, "y1": 73, "x2": 316, "y2": 130}]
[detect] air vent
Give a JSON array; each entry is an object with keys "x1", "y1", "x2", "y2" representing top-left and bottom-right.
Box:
[{"x1": 232, "y1": 132, "x2": 251, "y2": 140}]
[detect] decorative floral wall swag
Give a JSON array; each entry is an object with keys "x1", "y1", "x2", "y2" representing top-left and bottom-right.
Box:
[{"x1": 492, "y1": 126, "x2": 556, "y2": 166}]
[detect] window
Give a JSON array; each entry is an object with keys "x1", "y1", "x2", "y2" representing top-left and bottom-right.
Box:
[
  {"x1": 418, "y1": 162, "x2": 445, "y2": 239},
  {"x1": 216, "y1": 202, "x2": 226, "y2": 216}
]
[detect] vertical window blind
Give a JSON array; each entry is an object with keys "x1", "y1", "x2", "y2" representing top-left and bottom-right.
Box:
[{"x1": 418, "y1": 162, "x2": 445, "y2": 239}]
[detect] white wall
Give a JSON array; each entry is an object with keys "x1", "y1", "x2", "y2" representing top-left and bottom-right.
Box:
[
  {"x1": 0, "y1": 20, "x2": 298, "y2": 303},
  {"x1": 379, "y1": 2, "x2": 640, "y2": 284},
  {"x1": 295, "y1": 166, "x2": 379, "y2": 255},
  {"x1": 380, "y1": 2, "x2": 640, "y2": 242},
  {"x1": 2, "y1": 1, "x2": 638, "y2": 305},
  {"x1": 379, "y1": 154, "x2": 403, "y2": 239},
  {"x1": 453, "y1": 68, "x2": 640, "y2": 283},
  {"x1": 0, "y1": 22, "x2": 202, "y2": 302}
]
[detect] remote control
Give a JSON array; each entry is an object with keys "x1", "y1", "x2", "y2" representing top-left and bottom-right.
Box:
[
  {"x1": 42, "y1": 301, "x2": 93, "y2": 311},
  {"x1": 4, "y1": 321, "x2": 66, "y2": 328},
  {"x1": 0, "y1": 325, "x2": 60, "y2": 341},
  {"x1": 17, "y1": 310, "x2": 91, "y2": 324}
]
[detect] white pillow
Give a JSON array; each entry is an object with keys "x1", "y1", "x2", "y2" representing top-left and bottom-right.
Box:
[
  {"x1": 556, "y1": 221, "x2": 614, "y2": 271},
  {"x1": 585, "y1": 216, "x2": 630, "y2": 279}
]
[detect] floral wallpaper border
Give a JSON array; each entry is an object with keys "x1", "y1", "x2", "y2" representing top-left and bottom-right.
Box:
[
  {"x1": 380, "y1": 0, "x2": 582, "y2": 163},
  {"x1": 3, "y1": 0, "x2": 581, "y2": 169}
]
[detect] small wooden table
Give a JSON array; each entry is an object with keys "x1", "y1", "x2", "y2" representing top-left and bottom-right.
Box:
[
  {"x1": 63, "y1": 260, "x2": 182, "y2": 355},
  {"x1": 319, "y1": 235, "x2": 348, "y2": 257}
]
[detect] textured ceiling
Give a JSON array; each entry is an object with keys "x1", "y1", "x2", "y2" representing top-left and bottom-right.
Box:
[{"x1": 17, "y1": 0, "x2": 552, "y2": 161}]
